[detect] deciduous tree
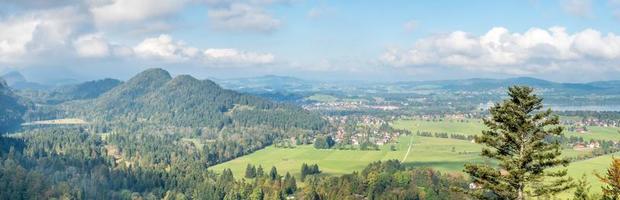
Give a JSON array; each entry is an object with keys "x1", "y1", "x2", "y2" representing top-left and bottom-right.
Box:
[{"x1": 597, "y1": 157, "x2": 620, "y2": 199}]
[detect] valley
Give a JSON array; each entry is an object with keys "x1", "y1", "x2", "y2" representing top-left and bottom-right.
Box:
[
  {"x1": 2, "y1": 69, "x2": 620, "y2": 199},
  {"x1": 2, "y1": 2, "x2": 620, "y2": 199}
]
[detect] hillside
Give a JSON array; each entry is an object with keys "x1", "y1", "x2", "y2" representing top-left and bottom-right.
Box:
[
  {"x1": 44, "y1": 78, "x2": 122, "y2": 104},
  {"x1": 69, "y1": 68, "x2": 326, "y2": 130},
  {"x1": 1, "y1": 71, "x2": 49, "y2": 90},
  {"x1": 0, "y1": 78, "x2": 28, "y2": 133}
]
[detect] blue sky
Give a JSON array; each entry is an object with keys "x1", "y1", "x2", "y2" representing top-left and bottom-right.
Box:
[{"x1": 0, "y1": 0, "x2": 619, "y2": 83}]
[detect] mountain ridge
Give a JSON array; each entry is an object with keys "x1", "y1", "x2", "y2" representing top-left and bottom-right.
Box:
[{"x1": 67, "y1": 68, "x2": 326, "y2": 130}]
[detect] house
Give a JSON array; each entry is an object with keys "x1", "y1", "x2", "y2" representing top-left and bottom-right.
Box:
[
  {"x1": 588, "y1": 141, "x2": 600, "y2": 149},
  {"x1": 573, "y1": 143, "x2": 587, "y2": 151}
]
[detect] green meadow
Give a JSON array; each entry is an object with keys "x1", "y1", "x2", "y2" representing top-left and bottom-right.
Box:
[
  {"x1": 210, "y1": 135, "x2": 484, "y2": 178},
  {"x1": 305, "y1": 94, "x2": 339, "y2": 102},
  {"x1": 212, "y1": 119, "x2": 620, "y2": 197},
  {"x1": 392, "y1": 119, "x2": 620, "y2": 141}
]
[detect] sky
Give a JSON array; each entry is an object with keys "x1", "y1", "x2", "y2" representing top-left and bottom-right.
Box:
[{"x1": 0, "y1": 0, "x2": 620, "y2": 83}]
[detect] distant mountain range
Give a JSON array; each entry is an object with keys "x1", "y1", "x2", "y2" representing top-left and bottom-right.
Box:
[
  {"x1": 393, "y1": 77, "x2": 609, "y2": 91},
  {"x1": 218, "y1": 75, "x2": 620, "y2": 95},
  {"x1": 0, "y1": 71, "x2": 49, "y2": 90},
  {"x1": 5, "y1": 69, "x2": 620, "y2": 98}
]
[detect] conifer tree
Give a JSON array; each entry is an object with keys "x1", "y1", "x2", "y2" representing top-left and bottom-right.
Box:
[
  {"x1": 257, "y1": 165, "x2": 264, "y2": 177},
  {"x1": 250, "y1": 187, "x2": 264, "y2": 200},
  {"x1": 573, "y1": 174, "x2": 591, "y2": 200},
  {"x1": 269, "y1": 166, "x2": 279, "y2": 181},
  {"x1": 462, "y1": 86, "x2": 573, "y2": 199},
  {"x1": 245, "y1": 164, "x2": 256, "y2": 178},
  {"x1": 301, "y1": 163, "x2": 309, "y2": 181}
]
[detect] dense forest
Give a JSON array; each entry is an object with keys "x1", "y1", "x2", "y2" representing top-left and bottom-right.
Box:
[
  {"x1": 0, "y1": 70, "x2": 340, "y2": 199},
  {"x1": 21, "y1": 78, "x2": 122, "y2": 104},
  {"x1": 0, "y1": 78, "x2": 29, "y2": 133},
  {"x1": 0, "y1": 127, "x2": 468, "y2": 199}
]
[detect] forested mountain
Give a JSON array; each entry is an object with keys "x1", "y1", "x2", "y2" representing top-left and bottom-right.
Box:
[
  {"x1": 0, "y1": 78, "x2": 28, "y2": 134},
  {"x1": 0, "y1": 71, "x2": 48, "y2": 90},
  {"x1": 50, "y1": 78, "x2": 122, "y2": 101},
  {"x1": 68, "y1": 68, "x2": 325, "y2": 131},
  {"x1": 0, "y1": 70, "x2": 334, "y2": 199},
  {"x1": 18, "y1": 78, "x2": 123, "y2": 104}
]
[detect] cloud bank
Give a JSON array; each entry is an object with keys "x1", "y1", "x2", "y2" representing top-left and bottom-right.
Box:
[
  {"x1": 0, "y1": 1, "x2": 279, "y2": 68},
  {"x1": 381, "y1": 27, "x2": 620, "y2": 75},
  {"x1": 133, "y1": 34, "x2": 275, "y2": 66}
]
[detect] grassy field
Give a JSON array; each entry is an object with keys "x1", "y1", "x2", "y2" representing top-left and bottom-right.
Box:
[
  {"x1": 393, "y1": 119, "x2": 485, "y2": 136},
  {"x1": 554, "y1": 152, "x2": 620, "y2": 198},
  {"x1": 211, "y1": 119, "x2": 619, "y2": 198},
  {"x1": 21, "y1": 118, "x2": 89, "y2": 126},
  {"x1": 392, "y1": 119, "x2": 620, "y2": 141},
  {"x1": 210, "y1": 135, "x2": 484, "y2": 178},
  {"x1": 305, "y1": 94, "x2": 339, "y2": 102}
]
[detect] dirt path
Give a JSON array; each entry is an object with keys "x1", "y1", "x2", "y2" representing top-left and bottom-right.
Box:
[{"x1": 401, "y1": 135, "x2": 414, "y2": 162}]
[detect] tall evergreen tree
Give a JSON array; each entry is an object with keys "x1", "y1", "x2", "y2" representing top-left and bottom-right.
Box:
[
  {"x1": 462, "y1": 86, "x2": 573, "y2": 199},
  {"x1": 269, "y1": 166, "x2": 279, "y2": 181},
  {"x1": 301, "y1": 163, "x2": 309, "y2": 181},
  {"x1": 245, "y1": 164, "x2": 256, "y2": 178},
  {"x1": 283, "y1": 172, "x2": 297, "y2": 195},
  {"x1": 257, "y1": 165, "x2": 264, "y2": 177}
]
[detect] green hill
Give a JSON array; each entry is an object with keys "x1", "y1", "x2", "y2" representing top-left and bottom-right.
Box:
[{"x1": 69, "y1": 68, "x2": 326, "y2": 130}]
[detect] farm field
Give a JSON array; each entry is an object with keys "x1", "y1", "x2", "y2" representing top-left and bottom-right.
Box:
[
  {"x1": 392, "y1": 119, "x2": 620, "y2": 141},
  {"x1": 212, "y1": 118, "x2": 620, "y2": 197},
  {"x1": 211, "y1": 127, "x2": 594, "y2": 179},
  {"x1": 210, "y1": 135, "x2": 485, "y2": 178},
  {"x1": 305, "y1": 94, "x2": 339, "y2": 102},
  {"x1": 554, "y1": 152, "x2": 620, "y2": 198}
]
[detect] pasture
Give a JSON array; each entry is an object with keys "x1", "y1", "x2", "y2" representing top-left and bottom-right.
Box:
[
  {"x1": 210, "y1": 135, "x2": 484, "y2": 178},
  {"x1": 392, "y1": 119, "x2": 620, "y2": 141},
  {"x1": 212, "y1": 118, "x2": 620, "y2": 197}
]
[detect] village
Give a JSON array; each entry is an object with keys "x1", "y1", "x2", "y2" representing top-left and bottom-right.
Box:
[
  {"x1": 302, "y1": 101, "x2": 400, "y2": 112},
  {"x1": 324, "y1": 115, "x2": 406, "y2": 147}
]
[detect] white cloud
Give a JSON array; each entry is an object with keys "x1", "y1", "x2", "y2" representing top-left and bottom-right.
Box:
[
  {"x1": 562, "y1": 0, "x2": 593, "y2": 17},
  {"x1": 73, "y1": 33, "x2": 110, "y2": 58},
  {"x1": 208, "y1": 3, "x2": 281, "y2": 33},
  {"x1": 0, "y1": 6, "x2": 87, "y2": 63},
  {"x1": 89, "y1": 0, "x2": 190, "y2": 26},
  {"x1": 204, "y1": 48, "x2": 274, "y2": 64},
  {"x1": 572, "y1": 29, "x2": 620, "y2": 59},
  {"x1": 133, "y1": 34, "x2": 199, "y2": 62},
  {"x1": 381, "y1": 27, "x2": 620, "y2": 74},
  {"x1": 134, "y1": 34, "x2": 275, "y2": 66}
]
